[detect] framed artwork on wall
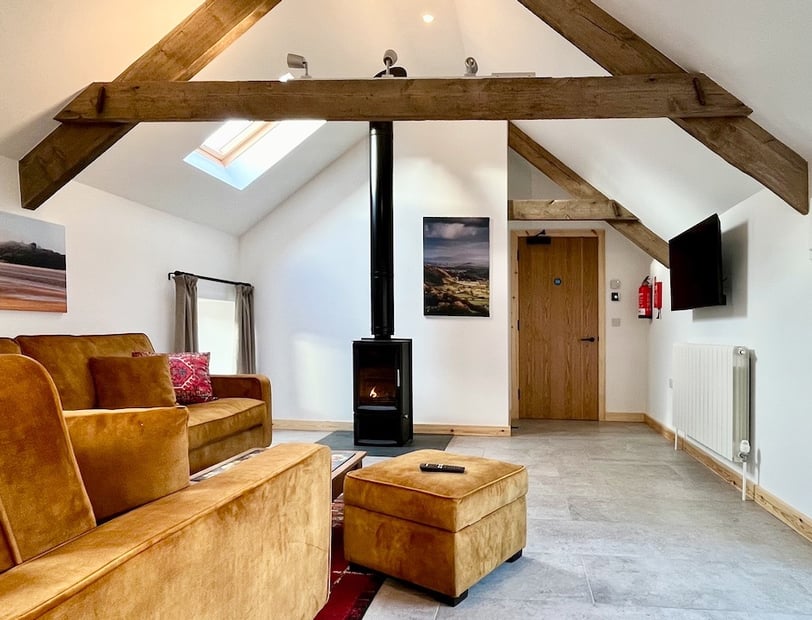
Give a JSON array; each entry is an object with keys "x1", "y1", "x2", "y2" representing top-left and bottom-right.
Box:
[
  {"x1": 423, "y1": 216, "x2": 490, "y2": 317},
  {"x1": 0, "y1": 211, "x2": 67, "y2": 313}
]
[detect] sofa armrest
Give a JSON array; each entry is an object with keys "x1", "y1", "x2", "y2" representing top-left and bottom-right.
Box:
[
  {"x1": 0, "y1": 444, "x2": 331, "y2": 620},
  {"x1": 210, "y1": 374, "x2": 272, "y2": 445},
  {"x1": 64, "y1": 407, "x2": 190, "y2": 521},
  {"x1": 210, "y1": 373, "x2": 271, "y2": 404}
]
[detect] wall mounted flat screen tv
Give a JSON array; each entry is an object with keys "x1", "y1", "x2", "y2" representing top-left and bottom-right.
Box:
[{"x1": 668, "y1": 214, "x2": 726, "y2": 311}]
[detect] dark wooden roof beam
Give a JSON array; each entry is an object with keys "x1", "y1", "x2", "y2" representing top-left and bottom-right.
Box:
[
  {"x1": 517, "y1": 0, "x2": 808, "y2": 214},
  {"x1": 509, "y1": 199, "x2": 638, "y2": 221},
  {"x1": 56, "y1": 74, "x2": 749, "y2": 124}
]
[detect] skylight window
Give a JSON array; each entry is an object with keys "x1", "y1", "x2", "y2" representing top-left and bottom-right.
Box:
[{"x1": 184, "y1": 119, "x2": 326, "y2": 190}]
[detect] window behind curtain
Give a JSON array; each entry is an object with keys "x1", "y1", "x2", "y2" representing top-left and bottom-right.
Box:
[{"x1": 197, "y1": 281, "x2": 237, "y2": 374}]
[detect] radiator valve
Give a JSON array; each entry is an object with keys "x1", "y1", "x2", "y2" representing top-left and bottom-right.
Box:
[{"x1": 738, "y1": 439, "x2": 751, "y2": 461}]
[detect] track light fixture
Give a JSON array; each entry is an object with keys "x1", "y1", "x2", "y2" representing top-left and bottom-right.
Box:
[
  {"x1": 383, "y1": 49, "x2": 398, "y2": 74},
  {"x1": 374, "y1": 49, "x2": 408, "y2": 78},
  {"x1": 286, "y1": 53, "x2": 311, "y2": 78}
]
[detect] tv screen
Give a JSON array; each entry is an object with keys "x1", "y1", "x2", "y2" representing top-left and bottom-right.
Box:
[{"x1": 668, "y1": 214, "x2": 726, "y2": 311}]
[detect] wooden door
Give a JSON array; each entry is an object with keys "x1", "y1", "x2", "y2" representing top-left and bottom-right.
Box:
[{"x1": 518, "y1": 236, "x2": 598, "y2": 419}]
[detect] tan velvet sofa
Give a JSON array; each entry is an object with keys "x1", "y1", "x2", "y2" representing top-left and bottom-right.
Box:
[
  {"x1": 0, "y1": 333, "x2": 271, "y2": 474},
  {"x1": 0, "y1": 354, "x2": 331, "y2": 619}
]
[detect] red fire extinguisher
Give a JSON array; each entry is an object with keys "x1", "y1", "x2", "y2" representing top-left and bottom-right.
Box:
[{"x1": 638, "y1": 276, "x2": 652, "y2": 319}]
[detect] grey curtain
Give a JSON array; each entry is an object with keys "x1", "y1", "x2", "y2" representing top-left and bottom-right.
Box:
[
  {"x1": 236, "y1": 283, "x2": 256, "y2": 373},
  {"x1": 173, "y1": 274, "x2": 198, "y2": 352}
]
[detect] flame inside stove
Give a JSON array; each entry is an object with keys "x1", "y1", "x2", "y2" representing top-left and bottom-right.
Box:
[{"x1": 369, "y1": 386, "x2": 378, "y2": 398}]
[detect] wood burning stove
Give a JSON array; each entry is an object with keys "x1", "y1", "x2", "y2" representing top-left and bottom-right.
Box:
[
  {"x1": 353, "y1": 339, "x2": 412, "y2": 445},
  {"x1": 352, "y1": 119, "x2": 414, "y2": 446}
]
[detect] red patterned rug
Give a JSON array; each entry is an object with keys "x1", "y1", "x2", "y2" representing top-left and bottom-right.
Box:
[{"x1": 315, "y1": 498, "x2": 385, "y2": 620}]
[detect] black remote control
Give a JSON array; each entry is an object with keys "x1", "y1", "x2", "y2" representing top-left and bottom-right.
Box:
[{"x1": 419, "y1": 463, "x2": 466, "y2": 473}]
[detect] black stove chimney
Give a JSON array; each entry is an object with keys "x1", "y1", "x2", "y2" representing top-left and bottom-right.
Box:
[
  {"x1": 369, "y1": 121, "x2": 394, "y2": 339},
  {"x1": 351, "y1": 56, "x2": 412, "y2": 447}
]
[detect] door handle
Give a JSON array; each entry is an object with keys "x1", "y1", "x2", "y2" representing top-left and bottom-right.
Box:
[{"x1": 580, "y1": 337, "x2": 596, "y2": 342}]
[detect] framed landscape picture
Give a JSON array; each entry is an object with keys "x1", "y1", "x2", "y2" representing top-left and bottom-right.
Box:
[
  {"x1": 423, "y1": 216, "x2": 490, "y2": 317},
  {"x1": 0, "y1": 212, "x2": 67, "y2": 312}
]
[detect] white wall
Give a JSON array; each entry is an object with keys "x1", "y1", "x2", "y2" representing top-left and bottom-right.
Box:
[
  {"x1": 648, "y1": 189, "x2": 812, "y2": 518},
  {"x1": 507, "y1": 149, "x2": 572, "y2": 200},
  {"x1": 507, "y1": 221, "x2": 652, "y2": 413},
  {"x1": 604, "y1": 226, "x2": 653, "y2": 412},
  {"x1": 241, "y1": 122, "x2": 509, "y2": 428},
  {"x1": 0, "y1": 155, "x2": 239, "y2": 351}
]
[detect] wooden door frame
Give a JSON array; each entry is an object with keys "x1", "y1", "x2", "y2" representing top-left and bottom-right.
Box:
[{"x1": 510, "y1": 228, "x2": 606, "y2": 422}]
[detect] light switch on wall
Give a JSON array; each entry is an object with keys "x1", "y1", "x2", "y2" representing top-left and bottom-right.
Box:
[{"x1": 611, "y1": 318, "x2": 621, "y2": 327}]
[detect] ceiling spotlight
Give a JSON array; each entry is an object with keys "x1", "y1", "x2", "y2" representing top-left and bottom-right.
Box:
[
  {"x1": 422, "y1": 14, "x2": 435, "y2": 23},
  {"x1": 286, "y1": 53, "x2": 311, "y2": 78},
  {"x1": 464, "y1": 57, "x2": 479, "y2": 77}
]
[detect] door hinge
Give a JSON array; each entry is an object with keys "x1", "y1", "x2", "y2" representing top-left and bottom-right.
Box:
[
  {"x1": 517, "y1": 320, "x2": 520, "y2": 331},
  {"x1": 518, "y1": 389, "x2": 521, "y2": 400}
]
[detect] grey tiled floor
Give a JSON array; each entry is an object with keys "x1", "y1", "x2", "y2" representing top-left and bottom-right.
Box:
[{"x1": 273, "y1": 421, "x2": 812, "y2": 619}]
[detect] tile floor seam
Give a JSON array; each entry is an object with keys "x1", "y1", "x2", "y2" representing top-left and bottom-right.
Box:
[{"x1": 580, "y1": 555, "x2": 597, "y2": 605}]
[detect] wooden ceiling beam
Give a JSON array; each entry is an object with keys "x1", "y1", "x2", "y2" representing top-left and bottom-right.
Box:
[
  {"x1": 508, "y1": 123, "x2": 670, "y2": 266},
  {"x1": 55, "y1": 74, "x2": 749, "y2": 124},
  {"x1": 516, "y1": 0, "x2": 809, "y2": 214},
  {"x1": 609, "y1": 221, "x2": 672, "y2": 266},
  {"x1": 509, "y1": 199, "x2": 638, "y2": 221},
  {"x1": 19, "y1": 0, "x2": 807, "y2": 218},
  {"x1": 18, "y1": 0, "x2": 284, "y2": 211}
]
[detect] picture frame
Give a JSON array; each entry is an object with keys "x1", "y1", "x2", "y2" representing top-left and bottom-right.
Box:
[
  {"x1": 0, "y1": 212, "x2": 67, "y2": 313},
  {"x1": 423, "y1": 216, "x2": 490, "y2": 317}
]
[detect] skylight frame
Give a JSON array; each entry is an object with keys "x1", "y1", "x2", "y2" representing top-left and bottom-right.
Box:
[
  {"x1": 184, "y1": 118, "x2": 326, "y2": 191},
  {"x1": 196, "y1": 120, "x2": 276, "y2": 167}
]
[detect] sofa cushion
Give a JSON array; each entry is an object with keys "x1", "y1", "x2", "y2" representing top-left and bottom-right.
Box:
[
  {"x1": 15, "y1": 333, "x2": 154, "y2": 410},
  {"x1": 0, "y1": 338, "x2": 20, "y2": 354},
  {"x1": 134, "y1": 351, "x2": 216, "y2": 405},
  {"x1": 65, "y1": 407, "x2": 190, "y2": 520},
  {"x1": 89, "y1": 355, "x2": 177, "y2": 409},
  {"x1": 186, "y1": 398, "x2": 266, "y2": 450},
  {"x1": 0, "y1": 355, "x2": 95, "y2": 572}
]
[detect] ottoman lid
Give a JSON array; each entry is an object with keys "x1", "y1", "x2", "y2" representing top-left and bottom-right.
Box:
[{"x1": 343, "y1": 449, "x2": 527, "y2": 532}]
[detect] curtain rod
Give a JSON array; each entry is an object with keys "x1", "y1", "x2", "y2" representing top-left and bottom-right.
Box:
[{"x1": 168, "y1": 270, "x2": 251, "y2": 287}]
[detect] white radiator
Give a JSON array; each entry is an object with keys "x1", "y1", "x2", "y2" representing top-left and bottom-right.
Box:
[{"x1": 672, "y1": 343, "x2": 750, "y2": 462}]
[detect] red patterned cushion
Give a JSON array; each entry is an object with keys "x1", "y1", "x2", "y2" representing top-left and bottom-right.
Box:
[{"x1": 133, "y1": 351, "x2": 216, "y2": 405}]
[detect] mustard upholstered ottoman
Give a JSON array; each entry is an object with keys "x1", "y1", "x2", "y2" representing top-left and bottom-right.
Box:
[{"x1": 343, "y1": 449, "x2": 527, "y2": 605}]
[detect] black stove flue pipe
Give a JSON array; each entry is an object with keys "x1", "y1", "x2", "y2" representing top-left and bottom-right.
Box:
[{"x1": 369, "y1": 121, "x2": 394, "y2": 340}]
